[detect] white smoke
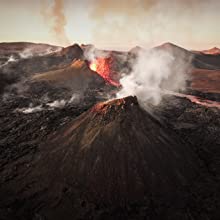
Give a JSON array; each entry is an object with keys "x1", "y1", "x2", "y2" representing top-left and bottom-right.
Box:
[
  {"x1": 17, "y1": 105, "x2": 43, "y2": 114},
  {"x1": 0, "y1": 47, "x2": 62, "y2": 69},
  {"x1": 19, "y1": 47, "x2": 62, "y2": 59},
  {"x1": 47, "y1": 99, "x2": 66, "y2": 108},
  {"x1": 117, "y1": 48, "x2": 192, "y2": 105},
  {"x1": 19, "y1": 48, "x2": 34, "y2": 59},
  {"x1": 15, "y1": 93, "x2": 81, "y2": 114},
  {"x1": 84, "y1": 45, "x2": 110, "y2": 62},
  {"x1": 0, "y1": 55, "x2": 17, "y2": 67},
  {"x1": 8, "y1": 56, "x2": 17, "y2": 62},
  {"x1": 43, "y1": 47, "x2": 62, "y2": 55},
  {"x1": 68, "y1": 93, "x2": 81, "y2": 103},
  {"x1": 47, "y1": 94, "x2": 81, "y2": 108}
]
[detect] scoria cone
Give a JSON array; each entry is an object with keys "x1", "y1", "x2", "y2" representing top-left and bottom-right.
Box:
[{"x1": 0, "y1": 96, "x2": 201, "y2": 219}]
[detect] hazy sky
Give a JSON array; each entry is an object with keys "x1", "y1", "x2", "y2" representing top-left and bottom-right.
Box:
[{"x1": 0, "y1": 0, "x2": 220, "y2": 50}]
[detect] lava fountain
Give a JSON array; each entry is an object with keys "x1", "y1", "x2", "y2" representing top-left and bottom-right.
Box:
[{"x1": 89, "y1": 57, "x2": 120, "y2": 87}]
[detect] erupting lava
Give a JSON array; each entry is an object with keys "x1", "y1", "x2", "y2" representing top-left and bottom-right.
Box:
[{"x1": 89, "y1": 57, "x2": 120, "y2": 87}]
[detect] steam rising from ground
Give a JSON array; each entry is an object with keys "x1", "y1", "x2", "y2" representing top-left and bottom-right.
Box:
[
  {"x1": 16, "y1": 94, "x2": 81, "y2": 114},
  {"x1": 83, "y1": 45, "x2": 110, "y2": 62},
  {"x1": 0, "y1": 56, "x2": 17, "y2": 67},
  {"x1": 19, "y1": 47, "x2": 61, "y2": 59},
  {"x1": 19, "y1": 105, "x2": 44, "y2": 114},
  {"x1": 117, "y1": 48, "x2": 191, "y2": 105},
  {"x1": 46, "y1": 94, "x2": 80, "y2": 108}
]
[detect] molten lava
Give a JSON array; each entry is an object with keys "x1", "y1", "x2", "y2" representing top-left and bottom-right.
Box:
[{"x1": 89, "y1": 57, "x2": 119, "y2": 87}]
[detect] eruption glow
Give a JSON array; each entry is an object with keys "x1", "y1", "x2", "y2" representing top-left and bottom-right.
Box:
[{"x1": 89, "y1": 57, "x2": 119, "y2": 87}]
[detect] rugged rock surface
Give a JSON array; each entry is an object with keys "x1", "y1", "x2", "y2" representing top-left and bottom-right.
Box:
[
  {"x1": 0, "y1": 44, "x2": 83, "y2": 94},
  {"x1": 30, "y1": 59, "x2": 107, "y2": 96},
  {"x1": 0, "y1": 42, "x2": 61, "y2": 64},
  {"x1": 1, "y1": 96, "x2": 219, "y2": 220},
  {"x1": 155, "y1": 42, "x2": 220, "y2": 70},
  {"x1": 0, "y1": 42, "x2": 220, "y2": 220}
]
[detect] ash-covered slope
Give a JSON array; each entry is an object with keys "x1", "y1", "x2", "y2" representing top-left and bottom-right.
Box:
[
  {"x1": 154, "y1": 42, "x2": 220, "y2": 70},
  {"x1": 0, "y1": 44, "x2": 83, "y2": 95},
  {"x1": 25, "y1": 59, "x2": 112, "y2": 102},
  {"x1": 39, "y1": 96, "x2": 198, "y2": 202},
  {"x1": 32, "y1": 59, "x2": 105, "y2": 88},
  {"x1": 0, "y1": 42, "x2": 60, "y2": 64},
  {"x1": 0, "y1": 96, "x2": 201, "y2": 219}
]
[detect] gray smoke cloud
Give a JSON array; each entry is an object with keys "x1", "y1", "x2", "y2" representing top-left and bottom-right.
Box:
[{"x1": 117, "y1": 47, "x2": 192, "y2": 105}]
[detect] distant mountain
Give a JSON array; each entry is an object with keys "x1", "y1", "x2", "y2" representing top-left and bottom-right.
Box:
[
  {"x1": 0, "y1": 44, "x2": 84, "y2": 94},
  {"x1": 153, "y1": 42, "x2": 220, "y2": 70},
  {"x1": 0, "y1": 42, "x2": 61, "y2": 62},
  {"x1": 155, "y1": 42, "x2": 190, "y2": 54},
  {"x1": 201, "y1": 47, "x2": 220, "y2": 55},
  {"x1": 1, "y1": 43, "x2": 83, "y2": 75},
  {"x1": 1, "y1": 41, "x2": 220, "y2": 99}
]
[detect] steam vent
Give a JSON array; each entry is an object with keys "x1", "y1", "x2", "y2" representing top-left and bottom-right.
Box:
[{"x1": 1, "y1": 96, "x2": 200, "y2": 219}]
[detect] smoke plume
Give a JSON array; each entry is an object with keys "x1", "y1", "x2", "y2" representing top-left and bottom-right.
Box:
[
  {"x1": 117, "y1": 48, "x2": 192, "y2": 105},
  {"x1": 83, "y1": 45, "x2": 110, "y2": 62},
  {"x1": 41, "y1": 0, "x2": 70, "y2": 46}
]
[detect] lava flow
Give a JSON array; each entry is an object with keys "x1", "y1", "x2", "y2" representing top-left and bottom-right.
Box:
[{"x1": 89, "y1": 57, "x2": 120, "y2": 87}]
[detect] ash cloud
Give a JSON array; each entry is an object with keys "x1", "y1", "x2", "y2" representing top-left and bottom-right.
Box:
[
  {"x1": 117, "y1": 48, "x2": 192, "y2": 105},
  {"x1": 41, "y1": 0, "x2": 70, "y2": 46}
]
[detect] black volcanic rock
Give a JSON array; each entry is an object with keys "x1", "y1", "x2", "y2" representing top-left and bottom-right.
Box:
[
  {"x1": 0, "y1": 42, "x2": 60, "y2": 61},
  {"x1": 3, "y1": 43, "x2": 83, "y2": 76},
  {"x1": 35, "y1": 96, "x2": 198, "y2": 203},
  {"x1": 0, "y1": 96, "x2": 201, "y2": 219},
  {"x1": 58, "y1": 44, "x2": 83, "y2": 60},
  {"x1": 0, "y1": 44, "x2": 84, "y2": 95},
  {"x1": 1, "y1": 41, "x2": 220, "y2": 220},
  {"x1": 21, "y1": 59, "x2": 111, "y2": 101}
]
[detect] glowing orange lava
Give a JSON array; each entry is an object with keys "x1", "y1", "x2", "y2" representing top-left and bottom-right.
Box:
[
  {"x1": 90, "y1": 63, "x2": 97, "y2": 72},
  {"x1": 89, "y1": 57, "x2": 119, "y2": 87}
]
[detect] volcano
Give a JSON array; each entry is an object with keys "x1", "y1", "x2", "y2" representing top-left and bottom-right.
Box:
[
  {"x1": 32, "y1": 59, "x2": 105, "y2": 88},
  {"x1": 89, "y1": 57, "x2": 120, "y2": 87},
  {"x1": 0, "y1": 41, "x2": 220, "y2": 220},
  {"x1": 1, "y1": 96, "x2": 201, "y2": 219}
]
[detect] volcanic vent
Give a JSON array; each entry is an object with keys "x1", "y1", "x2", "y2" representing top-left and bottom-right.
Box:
[
  {"x1": 5, "y1": 96, "x2": 200, "y2": 218},
  {"x1": 89, "y1": 57, "x2": 120, "y2": 87}
]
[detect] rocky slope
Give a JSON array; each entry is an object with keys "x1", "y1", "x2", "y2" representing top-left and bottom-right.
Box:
[
  {"x1": 0, "y1": 44, "x2": 83, "y2": 95},
  {"x1": 0, "y1": 96, "x2": 219, "y2": 220},
  {"x1": 0, "y1": 42, "x2": 220, "y2": 220}
]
